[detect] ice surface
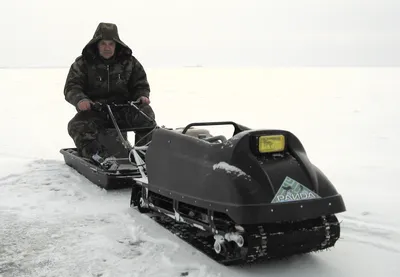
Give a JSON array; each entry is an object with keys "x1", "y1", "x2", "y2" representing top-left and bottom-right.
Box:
[{"x1": 0, "y1": 67, "x2": 399, "y2": 276}]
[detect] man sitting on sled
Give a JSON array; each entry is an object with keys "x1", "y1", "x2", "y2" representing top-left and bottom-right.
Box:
[{"x1": 64, "y1": 22, "x2": 155, "y2": 171}]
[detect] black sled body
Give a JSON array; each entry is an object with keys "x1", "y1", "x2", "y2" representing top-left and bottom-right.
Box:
[
  {"x1": 131, "y1": 121, "x2": 346, "y2": 265},
  {"x1": 60, "y1": 130, "x2": 141, "y2": 190}
]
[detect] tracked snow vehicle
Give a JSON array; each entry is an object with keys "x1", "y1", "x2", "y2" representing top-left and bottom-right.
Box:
[
  {"x1": 61, "y1": 101, "x2": 346, "y2": 265},
  {"x1": 131, "y1": 122, "x2": 346, "y2": 265}
]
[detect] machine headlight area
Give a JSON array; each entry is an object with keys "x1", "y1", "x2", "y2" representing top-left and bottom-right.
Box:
[{"x1": 257, "y1": 135, "x2": 285, "y2": 153}]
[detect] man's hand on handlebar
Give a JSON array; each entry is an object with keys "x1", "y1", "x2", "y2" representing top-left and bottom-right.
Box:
[
  {"x1": 138, "y1": 96, "x2": 150, "y2": 105},
  {"x1": 77, "y1": 99, "x2": 93, "y2": 111}
]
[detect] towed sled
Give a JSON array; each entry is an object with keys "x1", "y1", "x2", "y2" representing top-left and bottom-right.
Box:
[
  {"x1": 61, "y1": 101, "x2": 346, "y2": 265},
  {"x1": 60, "y1": 101, "x2": 151, "y2": 190}
]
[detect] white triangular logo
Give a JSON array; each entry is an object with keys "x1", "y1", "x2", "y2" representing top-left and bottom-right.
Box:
[{"x1": 271, "y1": 176, "x2": 320, "y2": 203}]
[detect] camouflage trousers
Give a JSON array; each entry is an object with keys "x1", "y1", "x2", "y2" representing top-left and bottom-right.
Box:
[{"x1": 67, "y1": 104, "x2": 156, "y2": 159}]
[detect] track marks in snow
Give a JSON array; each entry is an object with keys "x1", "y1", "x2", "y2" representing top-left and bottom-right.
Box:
[
  {"x1": 0, "y1": 211, "x2": 145, "y2": 277},
  {"x1": 0, "y1": 159, "x2": 219, "y2": 277},
  {"x1": 340, "y1": 213, "x2": 400, "y2": 254},
  {"x1": 0, "y1": 159, "x2": 94, "y2": 216}
]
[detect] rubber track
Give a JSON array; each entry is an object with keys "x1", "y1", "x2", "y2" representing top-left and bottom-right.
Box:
[{"x1": 150, "y1": 214, "x2": 341, "y2": 265}]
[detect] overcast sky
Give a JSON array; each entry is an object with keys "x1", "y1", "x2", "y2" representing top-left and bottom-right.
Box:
[{"x1": 1, "y1": 0, "x2": 399, "y2": 67}]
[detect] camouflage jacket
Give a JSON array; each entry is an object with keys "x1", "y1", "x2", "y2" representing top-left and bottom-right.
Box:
[{"x1": 64, "y1": 23, "x2": 150, "y2": 107}]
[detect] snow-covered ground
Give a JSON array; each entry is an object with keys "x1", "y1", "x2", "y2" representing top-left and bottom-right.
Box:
[{"x1": 0, "y1": 67, "x2": 399, "y2": 276}]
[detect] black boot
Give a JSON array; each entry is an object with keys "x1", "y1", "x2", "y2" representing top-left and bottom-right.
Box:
[
  {"x1": 81, "y1": 140, "x2": 119, "y2": 171},
  {"x1": 91, "y1": 153, "x2": 119, "y2": 171}
]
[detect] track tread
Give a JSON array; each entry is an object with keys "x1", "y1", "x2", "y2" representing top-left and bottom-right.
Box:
[{"x1": 149, "y1": 213, "x2": 341, "y2": 265}]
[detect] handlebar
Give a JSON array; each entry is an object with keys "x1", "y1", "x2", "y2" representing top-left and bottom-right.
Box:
[
  {"x1": 90, "y1": 99, "x2": 156, "y2": 126},
  {"x1": 91, "y1": 99, "x2": 142, "y2": 111}
]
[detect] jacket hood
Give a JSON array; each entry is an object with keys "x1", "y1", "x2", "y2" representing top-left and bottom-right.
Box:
[{"x1": 82, "y1": 22, "x2": 132, "y2": 60}]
